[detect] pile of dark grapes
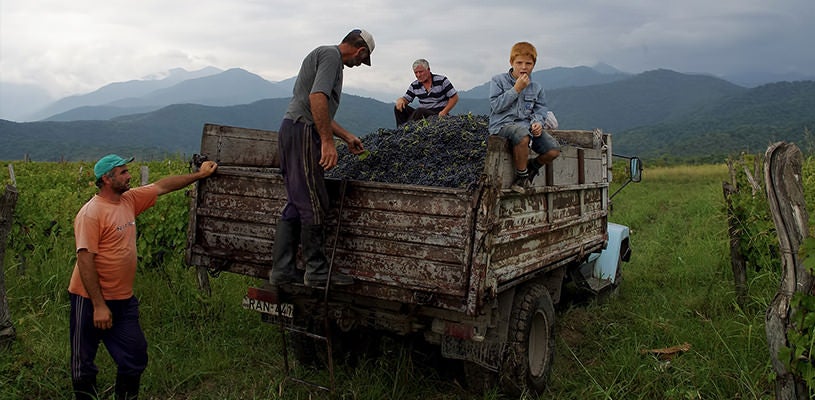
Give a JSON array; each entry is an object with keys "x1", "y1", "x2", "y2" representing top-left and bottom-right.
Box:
[{"x1": 328, "y1": 114, "x2": 489, "y2": 189}]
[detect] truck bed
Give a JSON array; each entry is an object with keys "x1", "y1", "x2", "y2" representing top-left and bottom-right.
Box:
[{"x1": 186, "y1": 124, "x2": 610, "y2": 316}]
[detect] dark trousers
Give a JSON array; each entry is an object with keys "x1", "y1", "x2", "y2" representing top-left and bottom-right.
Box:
[
  {"x1": 69, "y1": 294, "x2": 148, "y2": 384},
  {"x1": 394, "y1": 105, "x2": 441, "y2": 127},
  {"x1": 278, "y1": 118, "x2": 329, "y2": 225}
]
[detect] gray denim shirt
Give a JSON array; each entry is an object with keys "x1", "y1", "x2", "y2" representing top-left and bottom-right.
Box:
[{"x1": 488, "y1": 68, "x2": 548, "y2": 135}]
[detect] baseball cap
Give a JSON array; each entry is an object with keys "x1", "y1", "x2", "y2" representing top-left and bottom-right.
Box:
[
  {"x1": 94, "y1": 154, "x2": 134, "y2": 179},
  {"x1": 350, "y1": 28, "x2": 375, "y2": 65}
]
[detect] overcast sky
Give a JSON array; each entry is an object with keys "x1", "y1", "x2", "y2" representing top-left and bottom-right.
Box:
[{"x1": 2, "y1": 0, "x2": 814, "y2": 101}]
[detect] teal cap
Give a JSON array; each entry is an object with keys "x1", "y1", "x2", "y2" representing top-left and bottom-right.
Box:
[{"x1": 94, "y1": 154, "x2": 134, "y2": 179}]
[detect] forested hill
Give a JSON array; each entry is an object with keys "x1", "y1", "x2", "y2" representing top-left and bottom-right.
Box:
[
  {"x1": 613, "y1": 80, "x2": 815, "y2": 162},
  {"x1": 0, "y1": 96, "x2": 394, "y2": 162},
  {"x1": 1, "y1": 70, "x2": 813, "y2": 162}
]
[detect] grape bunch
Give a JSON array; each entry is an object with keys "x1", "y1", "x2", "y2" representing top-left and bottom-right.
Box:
[{"x1": 327, "y1": 114, "x2": 489, "y2": 189}]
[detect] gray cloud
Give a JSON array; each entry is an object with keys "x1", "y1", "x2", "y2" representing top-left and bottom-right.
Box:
[{"x1": 1, "y1": 0, "x2": 813, "y2": 101}]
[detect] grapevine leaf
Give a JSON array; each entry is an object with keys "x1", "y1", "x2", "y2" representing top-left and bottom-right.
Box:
[{"x1": 799, "y1": 236, "x2": 815, "y2": 273}]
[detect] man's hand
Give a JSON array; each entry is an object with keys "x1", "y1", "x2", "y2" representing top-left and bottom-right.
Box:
[
  {"x1": 154, "y1": 160, "x2": 219, "y2": 195},
  {"x1": 514, "y1": 73, "x2": 531, "y2": 93},
  {"x1": 346, "y1": 135, "x2": 365, "y2": 155},
  {"x1": 320, "y1": 140, "x2": 339, "y2": 170},
  {"x1": 93, "y1": 303, "x2": 113, "y2": 330},
  {"x1": 198, "y1": 160, "x2": 218, "y2": 177},
  {"x1": 395, "y1": 97, "x2": 407, "y2": 112}
]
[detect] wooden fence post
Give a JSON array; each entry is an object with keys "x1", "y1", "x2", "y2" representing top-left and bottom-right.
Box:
[
  {"x1": 764, "y1": 142, "x2": 814, "y2": 399},
  {"x1": 8, "y1": 164, "x2": 16, "y2": 187},
  {"x1": 140, "y1": 165, "x2": 149, "y2": 186},
  {"x1": 1, "y1": 184, "x2": 19, "y2": 346},
  {"x1": 724, "y1": 158, "x2": 748, "y2": 307},
  {"x1": 723, "y1": 178, "x2": 748, "y2": 308}
]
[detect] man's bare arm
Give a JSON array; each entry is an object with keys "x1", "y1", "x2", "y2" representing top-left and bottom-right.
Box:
[
  {"x1": 76, "y1": 250, "x2": 113, "y2": 330},
  {"x1": 152, "y1": 161, "x2": 217, "y2": 196},
  {"x1": 440, "y1": 93, "x2": 459, "y2": 116}
]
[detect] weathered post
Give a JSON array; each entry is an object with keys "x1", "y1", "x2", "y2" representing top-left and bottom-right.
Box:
[
  {"x1": 723, "y1": 159, "x2": 748, "y2": 307},
  {"x1": 764, "y1": 142, "x2": 814, "y2": 399},
  {"x1": 1, "y1": 184, "x2": 19, "y2": 346},
  {"x1": 140, "y1": 165, "x2": 149, "y2": 186}
]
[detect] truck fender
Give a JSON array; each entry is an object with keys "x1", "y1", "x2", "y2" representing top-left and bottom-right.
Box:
[{"x1": 593, "y1": 222, "x2": 631, "y2": 284}]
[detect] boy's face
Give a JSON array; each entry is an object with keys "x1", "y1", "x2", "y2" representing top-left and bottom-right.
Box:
[{"x1": 511, "y1": 55, "x2": 535, "y2": 78}]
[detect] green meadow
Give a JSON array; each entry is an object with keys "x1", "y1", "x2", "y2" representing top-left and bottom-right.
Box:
[{"x1": 0, "y1": 159, "x2": 796, "y2": 399}]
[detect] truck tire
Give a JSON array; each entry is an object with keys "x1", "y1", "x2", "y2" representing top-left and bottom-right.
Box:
[{"x1": 501, "y1": 281, "x2": 556, "y2": 396}]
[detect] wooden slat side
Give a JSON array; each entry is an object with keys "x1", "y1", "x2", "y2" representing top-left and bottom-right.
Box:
[
  {"x1": 332, "y1": 251, "x2": 467, "y2": 296},
  {"x1": 201, "y1": 124, "x2": 279, "y2": 167},
  {"x1": 325, "y1": 183, "x2": 474, "y2": 301},
  {"x1": 332, "y1": 183, "x2": 471, "y2": 217}
]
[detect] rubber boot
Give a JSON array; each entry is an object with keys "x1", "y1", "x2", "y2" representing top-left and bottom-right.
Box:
[
  {"x1": 72, "y1": 375, "x2": 98, "y2": 400},
  {"x1": 301, "y1": 224, "x2": 353, "y2": 287},
  {"x1": 115, "y1": 373, "x2": 140, "y2": 400},
  {"x1": 270, "y1": 219, "x2": 303, "y2": 287}
]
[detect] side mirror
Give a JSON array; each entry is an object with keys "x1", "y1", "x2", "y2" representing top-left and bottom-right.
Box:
[
  {"x1": 630, "y1": 157, "x2": 642, "y2": 183},
  {"x1": 610, "y1": 154, "x2": 643, "y2": 200}
]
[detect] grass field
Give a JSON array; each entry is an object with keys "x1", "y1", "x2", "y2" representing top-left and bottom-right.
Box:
[
  {"x1": 1, "y1": 162, "x2": 781, "y2": 399},
  {"x1": 545, "y1": 164, "x2": 776, "y2": 399}
]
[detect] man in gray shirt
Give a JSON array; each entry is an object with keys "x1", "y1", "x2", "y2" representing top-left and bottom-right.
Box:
[{"x1": 271, "y1": 29, "x2": 373, "y2": 289}]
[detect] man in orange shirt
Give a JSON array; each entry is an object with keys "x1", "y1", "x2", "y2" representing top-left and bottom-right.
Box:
[{"x1": 68, "y1": 154, "x2": 217, "y2": 400}]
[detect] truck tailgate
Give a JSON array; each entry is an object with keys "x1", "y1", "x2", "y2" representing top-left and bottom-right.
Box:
[{"x1": 186, "y1": 124, "x2": 477, "y2": 312}]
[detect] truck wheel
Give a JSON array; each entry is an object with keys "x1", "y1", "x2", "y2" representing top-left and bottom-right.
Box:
[{"x1": 501, "y1": 282, "x2": 556, "y2": 396}]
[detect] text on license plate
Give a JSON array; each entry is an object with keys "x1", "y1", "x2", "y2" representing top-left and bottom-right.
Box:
[{"x1": 241, "y1": 296, "x2": 294, "y2": 318}]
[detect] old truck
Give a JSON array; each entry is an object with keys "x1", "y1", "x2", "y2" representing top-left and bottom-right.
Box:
[{"x1": 185, "y1": 122, "x2": 641, "y2": 396}]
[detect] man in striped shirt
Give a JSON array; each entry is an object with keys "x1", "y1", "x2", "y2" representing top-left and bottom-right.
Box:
[{"x1": 394, "y1": 59, "x2": 459, "y2": 127}]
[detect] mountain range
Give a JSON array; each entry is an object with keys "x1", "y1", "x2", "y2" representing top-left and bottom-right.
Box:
[{"x1": 1, "y1": 66, "x2": 813, "y2": 163}]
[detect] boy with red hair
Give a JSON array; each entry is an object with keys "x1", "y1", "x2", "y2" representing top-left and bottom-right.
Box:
[{"x1": 489, "y1": 41, "x2": 560, "y2": 193}]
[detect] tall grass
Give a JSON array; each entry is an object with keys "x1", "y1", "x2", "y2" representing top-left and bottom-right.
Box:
[
  {"x1": 546, "y1": 163, "x2": 776, "y2": 399},
  {"x1": 1, "y1": 161, "x2": 779, "y2": 399}
]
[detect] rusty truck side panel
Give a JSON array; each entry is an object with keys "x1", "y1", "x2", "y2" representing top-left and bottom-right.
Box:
[{"x1": 186, "y1": 123, "x2": 610, "y2": 317}]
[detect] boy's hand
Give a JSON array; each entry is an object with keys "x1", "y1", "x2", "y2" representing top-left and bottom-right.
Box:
[
  {"x1": 530, "y1": 122, "x2": 543, "y2": 137},
  {"x1": 514, "y1": 73, "x2": 530, "y2": 93}
]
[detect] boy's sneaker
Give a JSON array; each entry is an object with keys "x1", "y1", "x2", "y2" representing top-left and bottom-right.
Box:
[
  {"x1": 527, "y1": 159, "x2": 542, "y2": 182},
  {"x1": 510, "y1": 174, "x2": 531, "y2": 193}
]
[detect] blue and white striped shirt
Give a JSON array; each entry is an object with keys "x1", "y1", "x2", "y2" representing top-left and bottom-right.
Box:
[{"x1": 402, "y1": 74, "x2": 457, "y2": 111}]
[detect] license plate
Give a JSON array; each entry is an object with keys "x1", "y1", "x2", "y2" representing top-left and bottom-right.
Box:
[{"x1": 241, "y1": 296, "x2": 294, "y2": 318}]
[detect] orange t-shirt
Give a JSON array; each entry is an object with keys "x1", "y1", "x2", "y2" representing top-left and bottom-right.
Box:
[{"x1": 68, "y1": 184, "x2": 158, "y2": 300}]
